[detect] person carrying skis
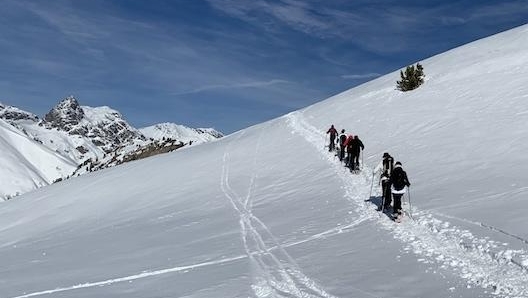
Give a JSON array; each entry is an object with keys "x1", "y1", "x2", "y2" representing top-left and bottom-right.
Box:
[
  {"x1": 348, "y1": 135, "x2": 364, "y2": 171},
  {"x1": 389, "y1": 161, "x2": 411, "y2": 220},
  {"x1": 374, "y1": 152, "x2": 394, "y2": 177},
  {"x1": 326, "y1": 125, "x2": 338, "y2": 152},
  {"x1": 382, "y1": 152, "x2": 394, "y2": 176},
  {"x1": 338, "y1": 129, "x2": 347, "y2": 162},
  {"x1": 374, "y1": 152, "x2": 394, "y2": 211},
  {"x1": 378, "y1": 171, "x2": 392, "y2": 211}
]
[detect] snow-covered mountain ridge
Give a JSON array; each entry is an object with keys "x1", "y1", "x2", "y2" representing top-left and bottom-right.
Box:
[
  {"x1": 140, "y1": 122, "x2": 223, "y2": 144},
  {"x1": 0, "y1": 97, "x2": 223, "y2": 200},
  {"x1": 1, "y1": 25, "x2": 528, "y2": 298}
]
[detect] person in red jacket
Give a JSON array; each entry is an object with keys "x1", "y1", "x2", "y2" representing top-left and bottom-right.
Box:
[
  {"x1": 326, "y1": 125, "x2": 338, "y2": 151},
  {"x1": 343, "y1": 134, "x2": 354, "y2": 166}
]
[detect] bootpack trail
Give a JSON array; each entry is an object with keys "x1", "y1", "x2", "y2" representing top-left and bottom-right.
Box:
[{"x1": 285, "y1": 111, "x2": 528, "y2": 298}]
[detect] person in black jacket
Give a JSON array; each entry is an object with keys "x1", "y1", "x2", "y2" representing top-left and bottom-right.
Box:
[
  {"x1": 348, "y1": 135, "x2": 364, "y2": 171},
  {"x1": 389, "y1": 161, "x2": 411, "y2": 218}
]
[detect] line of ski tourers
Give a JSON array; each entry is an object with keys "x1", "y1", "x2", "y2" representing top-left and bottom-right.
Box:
[{"x1": 326, "y1": 125, "x2": 411, "y2": 222}]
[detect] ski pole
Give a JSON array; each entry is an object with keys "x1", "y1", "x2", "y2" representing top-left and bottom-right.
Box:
[
  {"x1": 407, "y1": 187, "x2": 414, "y2": 221},
  {"x1": 380, "y1": 188, "x2": 386, "y2": 215},
  {"x1": 361, "y1": 150, "x2": 364, "y2": 169},
  {"x1": 368, "y1": 170, "x2": 375, "y2": 200}
]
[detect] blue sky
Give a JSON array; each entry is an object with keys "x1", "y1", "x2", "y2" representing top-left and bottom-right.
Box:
[{"x1": 0, "y1": 0, "x2": 527, "y2": 133}]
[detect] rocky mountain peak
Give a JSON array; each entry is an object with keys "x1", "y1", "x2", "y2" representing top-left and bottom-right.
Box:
[{"x1": 44, "y1": 96, "x2": 85, "y2": 130}]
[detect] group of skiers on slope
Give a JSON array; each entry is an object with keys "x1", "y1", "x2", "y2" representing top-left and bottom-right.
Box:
[
  {"x1": 326, "y1": 125, "x2": 364, "y2": 171},
  {"x1": 326, "y1": 125, "x2": 411, "y2": 221}
]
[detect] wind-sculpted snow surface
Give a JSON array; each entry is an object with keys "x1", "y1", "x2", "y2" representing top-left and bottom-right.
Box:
[{"x1": 286, "y1": 111, "x2": 528, "y2": 297}]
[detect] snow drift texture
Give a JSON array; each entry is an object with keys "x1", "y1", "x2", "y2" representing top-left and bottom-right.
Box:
[{"x1": 1, "y1": 25, "x2": 527, "y2": 297}]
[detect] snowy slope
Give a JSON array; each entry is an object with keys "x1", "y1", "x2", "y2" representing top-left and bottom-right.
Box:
[
  {"x1": 0, "y1": 119, "x2": 77, "y2": 200},
  {"x1": 1, "y1": 25, "x2": 528, "y2": 298}
]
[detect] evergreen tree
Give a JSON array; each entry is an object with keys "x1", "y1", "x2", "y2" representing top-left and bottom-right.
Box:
[{"x1": 396, "y1": 63, "x2": 425, "y2": 91}]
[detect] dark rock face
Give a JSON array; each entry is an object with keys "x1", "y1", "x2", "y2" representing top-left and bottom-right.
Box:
[
  {"x1": 42, "y1": 96, "x2": 145, "y2": 153},
  {"x1": 44, "y1": 96, "x2": 85, "y2": 131}
]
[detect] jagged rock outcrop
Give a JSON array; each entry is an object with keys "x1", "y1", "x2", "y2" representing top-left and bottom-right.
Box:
[
  {"x1": 0, "y1": 103, "x2": 39, "y2": 122},
  {"x1": 43, "y1": 96, "x2": 84, "y2": 130},
  {"x1": 43, "y1": 96, "x2": 146, "y2": 153}
]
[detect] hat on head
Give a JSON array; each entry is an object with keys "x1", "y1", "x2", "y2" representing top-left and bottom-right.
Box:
[
  {"x1": 395, "y1": 161, "x2": 402, "y2": 166},
  {"x1": 383, "y1": 152, "x2": 389, "y2": 158}
]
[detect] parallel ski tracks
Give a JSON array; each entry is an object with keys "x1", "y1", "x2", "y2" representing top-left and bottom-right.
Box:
[
  {"x1": 12, "y1": 113, "x2": 528, "y2": 298},
  {"x1": 10, "y1": 128, "x2": 369, "y2": 298},
  {"x1": 285, "y1": 111, "x2": 528, "y2": 298},
  {"x1": 220, "y1": 129, "x2": 343, "y2": 298}
]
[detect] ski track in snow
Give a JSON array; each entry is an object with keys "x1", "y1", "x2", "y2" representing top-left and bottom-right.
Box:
[
  {"x1": 8, "y1": 219, "x2": 369, "y2": 298},
  {"x1": 221, "y1": 128, "x2": 346, "y2": 298},
  {"x1": 10, "y1": 129, "x2": 371, "y2": 298},
  {"x1": 12, "y1": 113, "x2": 528, "y2": 298},
  {"x1": 285, "y1": 111, "x2": 528, "y2": 298}
]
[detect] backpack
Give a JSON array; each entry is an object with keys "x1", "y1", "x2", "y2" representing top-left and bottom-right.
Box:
[
  {"x1": 391, "y1": 169, "x2": 407, "y2": 191},
  {"x1": 339, "y1": 134, "x2": 347, "y2": 146}
]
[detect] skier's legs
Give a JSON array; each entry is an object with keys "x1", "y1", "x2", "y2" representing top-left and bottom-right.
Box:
[
  {"x1": 392, "y1": 193, "x2": 403, "y2": 215},
  {"x1": 350, "y1": 153, "x2": 358, "y2": 169},
  {"x1": 353, "y1": 153, "x2": 360, "y2": 168},
  {"x1": 329, "y1": 136, "x2": 335, "y2": 151},
  {"x1": 382, "y1": 183, "x2": 392, "y2": 209},
  {"x1": 339, "y1": 145, "x2": 345, "y2": 161}
]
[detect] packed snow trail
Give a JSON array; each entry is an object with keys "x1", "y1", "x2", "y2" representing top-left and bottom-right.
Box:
[{"x1": 285, "y1": 111, "x2": 528, "y2": 298}]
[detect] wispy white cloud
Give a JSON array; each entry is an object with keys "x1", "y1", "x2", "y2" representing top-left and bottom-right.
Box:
[
  {"x1": 341, "y1": 73, "x2": 381, "y2": 80},
  {"x1": 206, "y1": 0, "x2": 528, "y2": 56},
  {"x1": 174, "y1": 79, "x2": 291, "y2": 95},
  {"x1": 439, "y1": 16, "x2": 468, "y2": 26},
  {"x1": 3, "y1": 0, "x2": 527, "y2": 133},
  {"x1": 206, "y1": 0, "x2": 333, "y2": 37},
  {"x1": 470, "y1": 1, "x2": 528, "y2": 19},
  {"x1": 205, "y1": 0, "x2": 432, "y2": 53}
]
